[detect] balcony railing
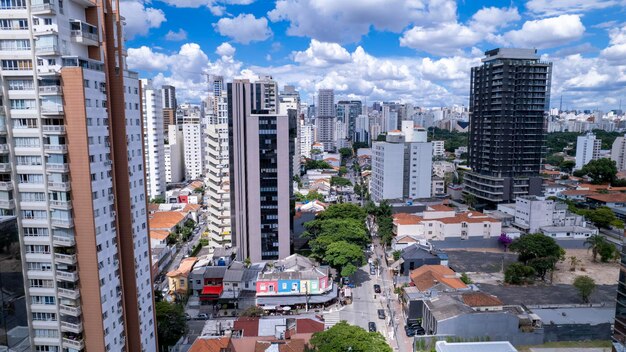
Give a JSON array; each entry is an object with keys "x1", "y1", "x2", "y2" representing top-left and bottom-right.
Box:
[
  {"x1": 35, "y1": 45, "x2": 59, "y2": 55},
  {"x1": 62, "y1": 337, "x2": 85, "y2": 350},
  {"x1": 30, "y1": 2, "x2": 56, "y2": 14},
  {"x1": 48, "y1": 181, "x2": 71, "y2": 191},
  {"x1": 70, "y1": 29, "x2": 98, "y2": 43},
  {"x1": 39, "y1": 85, "x2": 62, "y2": 94},
  {"x1": 0, "y1": 181, "x2": 13, "y2": 190},
  {"x1": 60, "y1": 321, "x2": 83, "y2": 334},
  {"x1": 58, "y1": 287, "x2": 80, "y2": 299},
  {"x1": 56, "y1": 270, "x2": 78, "y2": 282},
  {"x1": 46, "y1": 163, "x2": 69, "y2": 172},
  {"x1": 53, "y1": 234, "x2": 75, "y2": 246},
  {"x1": 0, "y1": 163, "x2": 10, "y2": 172},
  {"x1": 44, "y1": 144, "x2": 67, "y2": 153},
  {"x1": 42, "y1": 125, "x2": 66, "y2": 133},
  {"x1": 41, "y1": 105, "x2": 64, "y2": 114},
  {"x1": 0, "y1": 199, "x2": 15, "y2": 209},
  {"x1": 0, "y1": 144, "x2": 9, "y2": 152},
  {"x1": 51, "y1": 218, "x2": 74, "y2": 228},
  {"x1": 50, "y1": 199, "x2": 72, "y2": 210},
  {"x1": 54, "y1": 252, "x2": 77, "y2": 264}
]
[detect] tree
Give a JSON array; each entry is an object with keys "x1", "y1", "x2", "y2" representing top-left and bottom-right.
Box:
[
  {"x1": 295, "y1": 190, "x2": 325, "y2": 202},
  {"x1": 308, "y1": 321, "x2": 392, "y2": 352},
  {"x1": 579, "y1": 158, "x2": 618, "y2": 184},
  {"x1": 509, "y1": 233, "x2": 564, "y2": 280},
  {"x1": 184, "y1": 218, "x2": 196, "y2": 229},
  {"x1": 317, "y1": 203, "x2": 366, "y2": 222},
  {"x1": 462, "y1": 193, "x2": 477, "y2": 208},
  {"x1": 338, "y1": 147, "x2": 353, "y2": 159},
  {"x1": 353, "y1": 183, "x2": 362, "y2": 197},
  {"x1": 584, "y1": 234, "x2": 606, "y2": 262},
  {"x1": 598, "y1": 241, "x2": 618, "y2": 262},
  {"x1": 330, "y1": 176, "x2": 352, "y2": 187},
  {"x1": 150, "y1": 197, "x2": 165, "y2": 204},
  {"x1": 305, "y1": 219, "x2": 369, "y2": 259},
  {"x1": 155, "y1": 301, "x2": 187, "y2": 350},
  {"x1": 338, "y1": 166, "x2": 348, "y2": 176},
  {"x1": 573, "y1": 275, "x2": 596, "y2": 303},
  {"x1": 560, "y1": 160, "x2": 576, "y2": 173},
  {"x1": 585, "y1": 207, "x2": 621, "y2": 229},
  {"x1": 376, "y1": 133, "x2": 387, "y2": 141},
  {"x1": 352, "y1": 142, "x2": 369, "y2": 150},
  {"x1": 305, "y1": 159, "x2": 332, "y2": 170},
  {"x1": 504, "y1": 263, "x2": 536, "y2": 285},
  {"x1": 568, "y1": 256, "x2": 581, "y2": 271},
  {"x1": 498, "y1": 233, "x2": 513, "y2": 252},
  {"x1": 240, "y1": 306, "x2": 264, "y2": 317},
  {"x1": 324, "y1": 241, "x2": 365, "y2": 277},
  {"x1": 167, "y1": 232, "x2": 178, "y2": 245},
  {"x1": 460, "y1": 272, "x2": 473, "y2": 285},
  {"x1": 546, "y1": 154, "x2": 564, "y2": 166}
]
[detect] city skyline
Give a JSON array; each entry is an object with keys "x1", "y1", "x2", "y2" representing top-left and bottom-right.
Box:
[{"x1": 122, "y1": 0, "x2": 626, "y2": 110}]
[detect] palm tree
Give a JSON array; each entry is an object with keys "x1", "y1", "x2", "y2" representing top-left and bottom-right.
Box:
[{"x1": 584, "y1": 234, "x2": 606, "y2": 262}]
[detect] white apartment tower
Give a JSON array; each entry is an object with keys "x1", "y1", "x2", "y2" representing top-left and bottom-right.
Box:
[
  {"x1": 370, "y1": 121, "x2": 432, "y2": 202},
  {"x1": 140, "y1": 79, "x2": 166, "y2": 199},
  {"x1": 611, "y1": 134, "x2": 626, "y2": 171},
  {"x1": 204, "y1": 77, "x2": 231, "y2": 249},
  {"x1": 0, "y1": 1, "x2": 157, "y2": 351},
  {"x1": 165, "y1": 125, "x2": 184, "y2": 183},
  {"x1": 575, "y1": 132, "x2": 601, "y2": 170},
  {"x1": 299, "y1": 119, "x2": 314, "y2": 159},
  {"x1": 177, "y1": 103, "x2": 204, "y2": 180}
]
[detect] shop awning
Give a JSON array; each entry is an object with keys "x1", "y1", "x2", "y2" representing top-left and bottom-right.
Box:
[
  {"x1": 201, "y1": 286, "x2": 223, "y2": 296},
  {"x1": 257, "y1": 286, "x2": 337, "y2": 306}
]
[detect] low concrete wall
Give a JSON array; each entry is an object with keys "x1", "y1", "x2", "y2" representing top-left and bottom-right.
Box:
[{"x1": 430, "y1": 237, "x2": 589, "y2": 250}]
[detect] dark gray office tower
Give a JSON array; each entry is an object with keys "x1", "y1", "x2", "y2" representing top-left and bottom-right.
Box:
[
  {"x1": 463, "y1": 48, "x2": 552, "y2": 206},
  {"x1": 228, "y1": 77, "x2": 296, "y2": 262},
  {"x1": 336, "y1": 100, "x2": 362, "y2": 141}
]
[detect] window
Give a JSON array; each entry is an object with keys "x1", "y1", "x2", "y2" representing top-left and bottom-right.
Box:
[
  {"x1": 21, "y1": 192, "x2": 46, "y2": 202},
  {"x1": 0, "y1": 39, "x2": 30, "y2": 50},
  {"x1": 0, "y1": 1, "x2": 27, "y2": 10},
  {"x1": 1, "y1": 59, "x2": 32, "y2": 70},
  {"x1": 16, "y1": 155, "x2": 41, "y2": 165},
  {"x1": 10, "y1": 99, "x2": 36, "y2": 110},
  {"x1": 25, "y1": 245, "x2": 50, "y2": 254},
  {"x1": 32, "y1": 312, "x2": 56, "y2": 321}
]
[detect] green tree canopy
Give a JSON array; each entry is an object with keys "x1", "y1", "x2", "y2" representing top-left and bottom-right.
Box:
[
  {"x1": 308, "y1": 321, "x2": 392, "y2": 352},
  {"x1": 324, "y1": 241, "x2": 366, "y2": 277},
  {"x1": 509, "y1": 233, "x2": 564, "y2": 280},
  {"x1": 504, "y1": 263, "x2": 536, "y2": 285},
  {"x1": 317, "y1": 203, "x2": 366, "y2": 222},
  {"x1": 305, "y1": 219, "x2": 369, "y2": 259},
  {"x1": 338, "y1": 147, "x2": 353, "y2": 159},
  {"x1": 573, "y1": 275, "x2": 596, "y2": 303},
  {"x1": 305, "y1": 159, "x2": 333, "y2": 170},
  {"x1": 295, "y1": 190, "x2": 326, "y2": 202},
  {"x1": 560, "y1": 160, "x2": 576, "y2": 173},
  {"x1": 579, "y1": 158, "x2": 618, "y2": 184},
  {"x1": 156, "y1": 301, "x2": 187, "y2": 349},
  {"x1": 331, "y1": 176, "x2": 352, "y2": 187},
  {"x1": 584, "y1": 234, "x2": 606, "y2": 262},
  {"x1": 584, "y1": 207, "x2": 622, "y2": 229}
]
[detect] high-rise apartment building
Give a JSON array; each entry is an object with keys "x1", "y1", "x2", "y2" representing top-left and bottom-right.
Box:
[
  {"x1": 612, "y1": 134, "x2": 626, "y2": 171},
  {"x1": 140, "y1": 79, "x2": 166, "y2": 199},
  {"x1": 299, "y1": 119, "x2": 314, "y2": 159},
  {"x1": 370, "y1": 121, "x2": 432, "y2": 202},
  {"x1": 464, "y1": 48, "x2": 552, "y2": 206},
  {"x1": 204, "y1": 77, "x2": 232, "y2": 250},
  {"x1": 165, "y1": 125, "x2": 184, "y2": 183},
  {"x1": 177, "y1": 103, "x2": 204, "y2": 180},
  {"x1": 0, "y1": 1, "x2": 157, "y2": 351},
  {"x1": 354, "y1": 114, "x2": 370, "y2": 144},
  {"x1": 228, "y1": 77, "x2": 295, "y2": 262},
  {"x1": 317, "y1": 89, "x2": 334, "y2": 117},
  {"x1": 316, "y1": 89, "x2": 335, "y2": 151},
  {"x1": 336, "y1": 100, "x2": 362, "y2": 140},
  {"x1": 279, "y1": 86, "x2": 301, "y2": 177},
  {"x1": 575, "y1": 132, "x2": 601, "y2": 170},
  {"x1": 161, "y1": 85, "x2": 176, "y2": 130}
]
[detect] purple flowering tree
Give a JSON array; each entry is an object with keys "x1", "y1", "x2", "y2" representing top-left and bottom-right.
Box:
[{"x1": 499, "y1": 233, "x2": 513, "y2": 252}]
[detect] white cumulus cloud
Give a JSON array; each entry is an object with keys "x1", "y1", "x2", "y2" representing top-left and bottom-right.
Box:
[
  {"x1": 293, "y1": 40, "x2": 352, "y2": 67},
  {"x1": 216, "y1": 42, "x2": 236, "y2": 57},
  {"x1": 503, "y1": 14, "x2": 585, "y2": 49},
  {"x1": 119, "y1": 1, "x2": 166, "y2": 39},
  {"x1": 526, "y1": 0, "x2": 623, "y2": 16},
  {"x1": 214, "y1": 14, "x2": 273, "y2": 44},
  {"x1": 165, "y1": 29, "x2": 188, "y2": 41},
  {"x1": 400, "y1": 22, "x2": 482, "y2": 56}
]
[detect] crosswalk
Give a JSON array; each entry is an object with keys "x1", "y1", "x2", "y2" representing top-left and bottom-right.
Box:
[{"x1": 323, "y1": 311, "x2": 341, "y2": 330}]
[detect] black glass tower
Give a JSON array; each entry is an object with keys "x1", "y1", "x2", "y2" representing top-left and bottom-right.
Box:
[{"x1": 464, "y1": 48, "x2": 552, "y2": 207}]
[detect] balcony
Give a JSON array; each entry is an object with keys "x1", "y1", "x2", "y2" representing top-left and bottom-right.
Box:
[
  {"x1": 39, "y1": 85, "x2": 62, "y2": 95},
  {"x1": 54, "y1": 252, "x2": 77, "y2": 264},
  {"x1": 42, "y1": 125, "x2": 66, "y2": 134},
  {"x1": 0, "y1": 181, "x2": 13, "y2": 191},
  {"x1": 58, "y1": 287, "x2": 80, "y2": 299},
  {"x1": 44, "y1": 144, "x2": 67, "y2": 153},
  {"x1": 31, "y1": 1, "x2": 56, "y2": 15},
  {"x1": 46, "y1": 163, "x2": 69, "y2": 172},
  {"x1": 70, "y1": 20, "x2": 98, "y2": 46},
  {"x1": 41, "y1": 105, "x2": 64, "y2": 115},
  {"x1": 50, "y1": 199, "x2": 72, "y2": 210},
  {"x1": 56, "y1": 270, "x2": 78, "y2": 282},
  {"x1": 53, "y1": 234, "x2": 75, "y2": 246},
  {"x1": 35, "y1": 44, "x2": 60, "y2": 56},
  {"x1": 60, "y1": 321, "x2": 83, "y2": 334},
  {"x1": 48, "y1": 181, "x2": 71, "y2": 191},
  {"x1": 62, "y1": 337, "x2": 85, "y2": 350},
  {"x1": 51, "y1": 218, "x2": 74, "y2": 228},
  {"x1": 0, "y1": 144, "x2": 9, "y2": 153},
  {"x1": 0, "y1": 199, "x2": 15, "y2": 209}
]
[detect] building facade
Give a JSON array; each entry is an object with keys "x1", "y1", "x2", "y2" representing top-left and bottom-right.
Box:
[
  {"x1": 140, "y1": 79, "x2": 166, "y2": 199},
  {"x1": 228, "y1": 77, "x2": 295, "y2": 262},
  {"x1": 611, "y1": 134, "x2": 626, "y2": 171},
  {"x1": 575, "y1": 132, "x2": 601, "y2": 170},
  {"x1": 0, "y1": 1, "x2": 157, "y2": 350},
  {"x1": 370, "y1": 122, "x2": 432, "y2": 202},
  {"x1": 161, "y1": 84, "x2": 176, "y2": 130},
  {"x1": 177, "y1": 104, "x2": 204, "y2": 180},
  {"x1": 336, "y1": 100, "x2": 362, "y2": 141},
  {"x1": 464, "y1": 48, "x2": 552, "y2": 206}
]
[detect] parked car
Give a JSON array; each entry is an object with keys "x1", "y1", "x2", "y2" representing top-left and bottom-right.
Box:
[
  {"x1": 373, "y1": 284, "x2": 381, "y2": 293},
  {"x1": 377, "y1": 309, "x2": 385, "y2": 319},
  {"x1": 369, "y1": 266, "x2": 376, "y2": 275},
  {"x1": 196, "y1": 313, "x2": 208, "y2": 320},
  {"x1": 185, "y1": 313, "x2": 191, "y2": 321},
  {"x1": 368, "y1": 322, "x2": 377, "y2": 332}
]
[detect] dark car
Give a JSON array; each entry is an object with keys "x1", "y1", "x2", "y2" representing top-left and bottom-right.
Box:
[
  {"x1": 368, "y1": 322, "x2": 377, "y2": 332},
  {"x1": 369, "y1": 266, "x2": 376, "y2": 275},
  {"x1": 377, "y1": 309, "x2": 385, "y2": 319},
  {"x1": 373, "y1": 284, "x2": 381, "y2": 293},
  {"x1": 404, "y1": 325, "x2": 424, "y2": 337}
]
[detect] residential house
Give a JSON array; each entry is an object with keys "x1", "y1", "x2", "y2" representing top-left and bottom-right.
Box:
[
  {"x1": 149, "y1": 230, "x2": 170, "y2": 247},
  {"x1": 167, "y1": 257, "x2": 198, "y2": 295},
  {"x1": 148, "y1": 211, "x2": 188, "y2": 233},
  {"x1": 190, "y1": 265, "x2": 227, "y2": 304},
  {"x1": 397, "y1": 244, "x2": 446, "y2": 275}
]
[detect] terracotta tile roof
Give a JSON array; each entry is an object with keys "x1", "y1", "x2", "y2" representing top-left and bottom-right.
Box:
[
  {"x1": 166, "y1": 257, "x2": 197, "y2": 278},
  {"x1": 409, "y1": 265, "x2": 467, "y2": 291},
  {"x1": 184, "y1": 203, "x2": 201, "y2": 212},
  {"x1": 561, "y1": 189, "x2": 597, "y2": 196},
  {"x1": 323, "y1": 157, "x2": 339, "y2": 162},
  {"x1": 234, "y1": 317, "x2": 259, "y2": 337},
  {"x1": 389, "y1": 129, "x2": 402, "y2": 132},
  {"x1": 148, "y1": 203, "x2": 160, "y2": 212},
  {"x1": 393, "y1": 213, "x2": 422, "y2": 225},
  {"x1": 188, "y1": 180, "x2": 204, "y2": 190},
  {"x1": 435, "y1": 211, "x2": 499, "y2": 224},
  {"x1": 149, "y1": 230, "x2": 170, "y2": 241},
  {"x1": 542, "y1": 170, "x2": 562, "y2": 175},
  {"x1": 395, "y1": 235, "x2": 417, "y2": 243},
  {"x1": 587, "y1": 193, "x2": 626, "y2": 203},
  {"x1": 149, "y1": 211, "x2": 186, "y2": 231},
  {"x1": 427, "y1": 204, "x2": 454, "y2": 212},
  {"x1": 295, "y1": 318, "x2": 324, "y2": 334},
  {"x1": 254, "y1": 339, "x2": 306, "y2": 352},
  {"x1": 312, "y1": 143, "x2": 323, "y2": 147},
  {"x1": 462, "y1": 292, "x2": 503, "y2": 307},
  {"x1": 188, "y1": 337, "x2": 230, "y2": 352}
]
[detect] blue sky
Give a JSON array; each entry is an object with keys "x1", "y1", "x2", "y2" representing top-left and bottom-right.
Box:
[{"x1": 121, "y1": 0, "x2": 626, "y2": 110}]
